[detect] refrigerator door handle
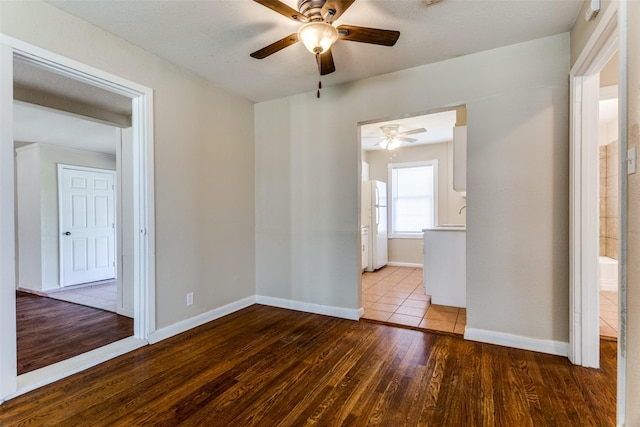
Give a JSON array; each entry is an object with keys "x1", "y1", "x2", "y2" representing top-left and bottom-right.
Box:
[
  {"x1": 375, "y1": 207, "x2": 379, "y2": 225},
  {"x1": 375, "y1": 187, "x2": 379, "y2": 206}
]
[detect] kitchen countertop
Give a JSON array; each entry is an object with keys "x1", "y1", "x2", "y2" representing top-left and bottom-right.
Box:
[{"x1": 423, "y1": 227, "x2": 466, "y2": 232}]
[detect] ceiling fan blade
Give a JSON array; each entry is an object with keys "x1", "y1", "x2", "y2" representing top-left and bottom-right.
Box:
[
  {"x1": 337, "y1": 25, "x2": 400, "y2": 46},
  {"x1": 398, "y1": 137, "x2": 418, "y2": 143},
  {"x1": 321, "y1": 0, "x2": 356, "y2": 23},
  {"x1": 398, "y1": 128, "x2": 427, "y2": 137},
  {"x1": 253, "y1": 0, "x2": 308, "y2": 22},
  {"x1": 250, "y1": 34, "x2": 299, "y2": 59},
  {"x1": 317, "y1": 49, "x2": 336, "y2": 75}
]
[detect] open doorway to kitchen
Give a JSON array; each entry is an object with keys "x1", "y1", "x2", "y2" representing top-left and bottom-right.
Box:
[{"x1": 358, "y1": 106, "x2": 467, "y2": 334}]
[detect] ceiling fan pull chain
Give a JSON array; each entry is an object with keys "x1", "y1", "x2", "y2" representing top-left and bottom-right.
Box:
[{"x1": 316, "y1": 53, "x2": 322, "y2": 98}]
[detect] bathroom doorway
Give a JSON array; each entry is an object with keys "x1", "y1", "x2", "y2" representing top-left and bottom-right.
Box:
[{"x1": 597, "y1": 57, "x2": 620, "y2": 341}]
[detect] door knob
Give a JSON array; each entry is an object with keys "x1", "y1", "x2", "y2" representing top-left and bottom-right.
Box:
[{"x1": 64, "y1": 231, "x2": 71, "y2": 236}]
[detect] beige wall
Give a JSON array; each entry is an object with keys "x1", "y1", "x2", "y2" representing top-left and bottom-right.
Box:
[
  {"x1": 570, "y1": 0, "x2": 615, "y2": 67},
  {"x1": 625, "y1": 1, "x2": 640, "y2": 424},
  {"x1": 601, "y1": 51, "x2": 620, "y2": 87},
  {"x1": 1, "y1": 1, "x2": 256, "y2": 329},
  {"x1": 365, "y1": 142, "x2": 466, "y2": 265},
  {"x1": 256, "y1": 34, "x2": 570, "y2": 342}
]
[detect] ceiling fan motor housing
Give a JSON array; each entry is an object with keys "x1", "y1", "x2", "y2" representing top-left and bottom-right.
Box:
[{"x1": 298, "y1": 0, "x2": 331, "y2": 20}]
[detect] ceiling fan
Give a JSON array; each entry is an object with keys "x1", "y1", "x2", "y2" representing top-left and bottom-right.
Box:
[
  {"x1": 250, "y1": 0, "x2": 401, "y2": 77},
  {"x1": 371, "y1": 124, "x2": 427, "y2": 150}
]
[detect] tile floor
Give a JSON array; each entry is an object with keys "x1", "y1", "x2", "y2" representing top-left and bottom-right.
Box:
[
  {"x1": 363, "y1": 267, "x2": 618, "y2": 339},
  {"x1": 600, "y1": 290, "x2": 618, "y2": 339},
  {"x1": 361, "y1": 266, "x2": 466, "y2": 335},
  {"x1": 45, "y1": 280, "x2": 117, "y2": 313}
]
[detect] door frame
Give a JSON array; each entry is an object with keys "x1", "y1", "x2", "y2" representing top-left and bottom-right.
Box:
[
  {"x1": 569, "y1": 0, "x2": 618, "y2": 368},
  {"x1": 0, "y1": 35, "x2": 155, "y2": 401},
  {"x1": 57, "y1": 164, "x2": 117, "y2": 288}
]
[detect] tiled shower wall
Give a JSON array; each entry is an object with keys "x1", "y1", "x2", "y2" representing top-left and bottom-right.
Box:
[{"x1": 600, "y1": 140, "x2": 619, "y2": 259}]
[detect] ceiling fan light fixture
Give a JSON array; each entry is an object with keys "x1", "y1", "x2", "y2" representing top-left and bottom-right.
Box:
[
  {"x1": 387, "y1": 138, "x2": 401, "y2": 150},
  {"x1": 297, "y1": 21, "x2": 339, "y2": 54}
]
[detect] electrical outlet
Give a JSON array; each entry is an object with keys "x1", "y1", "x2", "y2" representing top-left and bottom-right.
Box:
[{"x1": 186, "y1": 292, "x2": 194, "y2": 306}]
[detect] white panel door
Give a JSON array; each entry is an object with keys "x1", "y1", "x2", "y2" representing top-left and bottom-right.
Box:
[{"x1": 60, "y1": 166, "x2": 116, "y2": 286}]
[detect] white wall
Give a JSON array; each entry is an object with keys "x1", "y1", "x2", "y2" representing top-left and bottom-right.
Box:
[
  {"x1": 16, "y1": 143, "x2": 116, "y2": 292},
  {"x1": 256, "y1": 33, "x2": 570, "y2": 343},
  {"x1": 1, "y1": 0, "x2": 256, "y2": 329},
  {"x1": 365, "y1": 142, "x2": 466, "y2": 265}
]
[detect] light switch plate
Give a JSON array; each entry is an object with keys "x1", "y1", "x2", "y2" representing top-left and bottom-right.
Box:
[{"x1": 628, "y1": 147, "x2": 637, "y2": 175}]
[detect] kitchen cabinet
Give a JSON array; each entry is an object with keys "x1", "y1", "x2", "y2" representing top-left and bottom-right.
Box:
[
  {"x1": 361, "y1": 226, "x2": 369, "y2": 271},
  {"x1": 423, "y1": 227, "x2": 466, "y2": 308},
  {"x1": 453, "y1": 125, "x2": 467, "y2": 194}
]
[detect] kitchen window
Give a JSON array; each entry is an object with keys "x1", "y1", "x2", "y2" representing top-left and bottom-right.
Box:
[{"x1": 388, "y1": 160, "x2": 437, "y2": 238}]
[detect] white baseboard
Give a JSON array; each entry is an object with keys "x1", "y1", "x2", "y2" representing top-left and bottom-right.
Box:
[
  {"x1": 464, "y1": 327, "x2": 569, "y2": 357},
  {"x1": 386, "y1": 262, "x2": 423, "y2": 268},
  {"x1": 148, "y1": 296, "x2": 256, "y2": 344},
  {"x1": 255, "y1": 295, "x2": 361, "y2": 321},
  {"x1": 117, "y1": 307, "x2": 134, "y2": 318}
]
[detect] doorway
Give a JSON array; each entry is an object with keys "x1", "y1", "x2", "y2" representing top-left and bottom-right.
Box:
[
  {"x1": 597, "y1": 71, "x2": 620, "y2": 341},
  {"x1": 568, "y1": 2, "x2": 619, "y2": 370},
  {"x1": 0, "y1": 38, "x2": 155, "y2": 401},
  {"x1": 358, "y1": 107, "x2": 467, "y2": 334}
]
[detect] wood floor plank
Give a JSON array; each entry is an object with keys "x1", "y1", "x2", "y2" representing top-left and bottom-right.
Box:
[{"x1": 1, "y1": 305, "x2": 617, "y2": 426}]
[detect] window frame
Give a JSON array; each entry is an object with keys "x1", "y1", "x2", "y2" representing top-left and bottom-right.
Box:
[{"x1": 387, "y1": 160, "x2": 438, "y2": 239}]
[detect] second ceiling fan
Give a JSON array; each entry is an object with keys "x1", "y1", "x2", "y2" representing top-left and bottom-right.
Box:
[
  {"x1": 365, "y1": 124, "x2": 427, "y2": 150},
  {"x1": 250, "y1": 0, "x2": 400, "y2": 76}
]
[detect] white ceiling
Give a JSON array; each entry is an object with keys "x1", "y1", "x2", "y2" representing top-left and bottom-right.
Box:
[
  {"x1": 13, "y1": 102, "x2": 119, "y2": 155},
  {"x1": 46, "y1": 0, "x2": 584, "y2": 103},
  {"x1": 361, "y1": 109, "x2": 457, "y2": 151}
]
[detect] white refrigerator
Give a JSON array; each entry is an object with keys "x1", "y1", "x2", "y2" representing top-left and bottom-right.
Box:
[{"x1": 362, "y1": 180, "x2": 388, "y2": 271}]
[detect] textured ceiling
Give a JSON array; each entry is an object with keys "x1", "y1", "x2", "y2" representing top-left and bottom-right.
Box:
[{"x1": 46, "y1": 0, "x2": 584, "y2": 103}]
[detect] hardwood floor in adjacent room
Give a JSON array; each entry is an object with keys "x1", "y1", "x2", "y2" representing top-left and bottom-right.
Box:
[
  {"x1": 2, "y1": 304, "x2": 616, "y2": 426},
  {"x1": 16, "y1": 291, "x2": 134, "y2": 375}
]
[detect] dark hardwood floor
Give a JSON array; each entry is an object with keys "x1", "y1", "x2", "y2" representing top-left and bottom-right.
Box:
[
  {"x1": 2, "y1": 304, "x2": 616, "y2": 426},
  {"x1": 16, "y1": 291, "x2": 134, "y2": 375}
]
